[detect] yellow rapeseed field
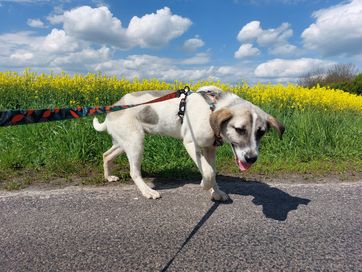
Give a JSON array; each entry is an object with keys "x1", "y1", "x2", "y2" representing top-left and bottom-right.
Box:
[
  {"x1": 0, "y1": 70, "x2": 361, "y2": 112},
  {"x1": 234, "y1": 82, "x2": 362, "y2": 112}
]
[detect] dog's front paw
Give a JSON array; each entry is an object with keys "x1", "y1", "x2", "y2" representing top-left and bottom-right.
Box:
[
  {"x1": 107, "y1": 175, "x2": 119, "y2": 182},
  {"x1": 210, "y1": 188, "x2": 229, "y2": 201},
  {"x1": 142, "y1": 188, "x2": 161, "y2": 200}
]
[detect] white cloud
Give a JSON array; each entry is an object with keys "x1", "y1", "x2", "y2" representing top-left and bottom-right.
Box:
[
  {"x1": 162, "y1": 68, "x2": 216, "y2": 81},
  {"x1": 254, "y1": 58, "x2": 335, "y2": 79},
  {"x1": 92, "y1": 54, "x2": 255, "y2": 82},
  {"x1": 217, "y1": 66, "x2": 237, "y2": 76},
  {"x1": 0, "y1": 29, "x2": 254, "y2": 82},
  {"x1": 61, "y1": 6, "x2": 128, "y2": 48},
  {"x1": 57, "y1": 6, "x2": 191, "y2": 49},
  {"x1": 183, "y1": 37, "x2": 205, "y2": 51},
  {"x1": 234, "y1": 43, "x2": 260, "y2": 58},
  {"x1": 3, "y1": 5, "x2": 324, "y2": 83},
  {"x1": 27, "y1": 18, "x2": 46, "y2": 28},
  {"x1": 216, "y1": 65, "x2": 254, "y2": 82},
  {"x1": 0, "y1": 29, "x2": 106, "y2": 70},
  {"x1": 10, "y1": 52, "x2": 34, "y2": 64},
  {"x1": 0, "y1": 6, "x2": 194, "y2": 78},
  {"x1": 51, "y1": 47, "x2": 110, "y2": 69},
  {"x1": 237, "y1": 21, "x2": 262, "y2": 42},
  {"x1": 181, "y1": 53, "x2": 210, "y2": 65},
  {"x1": 0, "y1": 32, "x2": 33, "y2": 53},
  {"x1": 3, "y1": 49, "x2": 42, "y2": 67},
  {"x1": 47, "y1": 14, "x2": 64, "y2": 25},
  {"x1": 259, "y1": 23, "x2": 292, "y2": 46},
  {"x1": 237, "y1": 21, "x2": 293, "y2": 46},
  {"x1": 269, "y1": 43, "x2": 297, "y2": 55},
  {"x1": 92, "y1": 54, "x2": 212, "y2": 81},
  {"x1": 0, "y1": 31, "x2": 254, "y2": 82},
  {"x1": 302, "y1": 0, "x2": 362, "y2": 56},
  {"x1": 127, "y1": 7, "x2": 192, "y2": 48},
  {"x1": 41, "y1": 29, "x2": 79, "y2": 53},
  {"x1": 236, "y1": 20, "x2": 298, "y2": 57}
]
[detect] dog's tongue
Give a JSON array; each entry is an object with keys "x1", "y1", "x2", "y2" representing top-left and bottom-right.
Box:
[{"x1": 236, "y1": 160, "x2": 252, "y2": 171}]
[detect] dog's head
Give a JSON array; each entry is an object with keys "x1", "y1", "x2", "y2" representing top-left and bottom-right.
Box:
[{"x1": 210, "y1": 104, "x2": 284, "y2": 171}]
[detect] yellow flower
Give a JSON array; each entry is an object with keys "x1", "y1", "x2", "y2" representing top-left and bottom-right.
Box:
[{"x1": 0, "y1": 70, "x2": 361, "y2": 113}]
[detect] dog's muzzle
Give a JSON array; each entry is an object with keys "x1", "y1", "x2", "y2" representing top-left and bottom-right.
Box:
[{"x1": 231, "y1": 144, "x2": 257, "y2": 172}]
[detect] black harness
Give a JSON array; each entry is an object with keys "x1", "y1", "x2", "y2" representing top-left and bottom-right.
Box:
[
  {"x1": 177, "y1": 87, "x2": 223, "y2": 146},
  {"x1": 177, "y1": 86, "x2": 191, "y2": 123}
]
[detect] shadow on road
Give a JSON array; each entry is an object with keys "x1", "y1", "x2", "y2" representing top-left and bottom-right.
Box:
[
  {"x1": 155, "y1": 175, "x2": 310, "y2": 271},
  {"x1": 153, "y1": 174, "x2": 311, "y2": 221},
  {"x1": 218, "y1": 175, "x2": 311, "y2": 221},
  {"x1": 160, "y1": 200, "x2": 228, "y2": 272}
]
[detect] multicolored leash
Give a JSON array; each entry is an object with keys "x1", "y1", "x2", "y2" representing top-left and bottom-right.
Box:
[{"x1": 0, "y1": 87, "x2": 190, "y2": 127}]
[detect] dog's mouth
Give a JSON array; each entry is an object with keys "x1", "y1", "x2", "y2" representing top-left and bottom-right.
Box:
[
  {"x1": 231, "y1": 144, "x2": 253, "y2": 172},
  {"x1": 236, "y1": 159, "x2": 252, "y2": 171}
]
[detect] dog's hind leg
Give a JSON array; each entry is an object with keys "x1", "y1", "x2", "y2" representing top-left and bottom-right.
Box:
[
  {"x1": 183, "y1": 142, "x2": 228, "y2": 201},
  {"x1": 123, "y1": 134, "x2": 161, "y2": 200},
  {"x1": 103, "y1": 144, "x2": 124, "y2": 182}
]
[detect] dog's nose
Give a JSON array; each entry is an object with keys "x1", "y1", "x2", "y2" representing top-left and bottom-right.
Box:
[{"x1": 245, "y1": 154, "x2": 258, "y2": 164}]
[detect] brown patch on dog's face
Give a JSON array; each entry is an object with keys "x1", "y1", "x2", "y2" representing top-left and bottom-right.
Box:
[
  {"x1": 222, "y1": 108, "x2": 255, "y2": 148},
  {"x1": 209, "y1": 108, "x2": 233, "y2": 138}
]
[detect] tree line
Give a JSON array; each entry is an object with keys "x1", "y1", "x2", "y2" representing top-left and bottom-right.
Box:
[{"x1": 298, "y1": 64, "x2": 361, "y2": 95}]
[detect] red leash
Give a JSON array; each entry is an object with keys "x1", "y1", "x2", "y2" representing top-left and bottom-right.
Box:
[{"x1": 0, "y1": 87, "x2": 190, "y2": 127}]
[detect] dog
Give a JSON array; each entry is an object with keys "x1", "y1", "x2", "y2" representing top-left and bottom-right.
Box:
[{"x1": 93, "y1": 86, "x2": 284, "y2": 201}]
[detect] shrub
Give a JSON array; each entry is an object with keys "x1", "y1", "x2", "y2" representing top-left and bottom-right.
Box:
[{"x1": 298, "y1": 64, "x2": 361, "y2": 95}]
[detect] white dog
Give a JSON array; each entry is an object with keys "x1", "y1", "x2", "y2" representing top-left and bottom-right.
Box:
[{"x1": 93, "y1": 86, "x2": 284, "y2": 201}]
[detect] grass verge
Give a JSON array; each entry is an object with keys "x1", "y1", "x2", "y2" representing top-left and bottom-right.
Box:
[{"x1": 0, "y1": 107, "x2": 361, "y2": 190}]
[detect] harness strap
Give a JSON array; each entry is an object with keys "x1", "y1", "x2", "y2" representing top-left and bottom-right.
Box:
[
  {"x1": 197, "y1": 90, "x2": 224, "y2": 146},
  {"x1": 197, "y1": 90, "x2": 217, "y2": 111},
  {"x1": 0, "y1": 88, "x2": 186, "y2": 127},
  {"x1": 177, "y1": 86, "x2": 191, "y2": 124}
]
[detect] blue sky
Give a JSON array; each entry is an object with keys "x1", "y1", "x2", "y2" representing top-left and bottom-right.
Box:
[{"x1": 0, "y1": 0, "x2": 361, "y2": 83}]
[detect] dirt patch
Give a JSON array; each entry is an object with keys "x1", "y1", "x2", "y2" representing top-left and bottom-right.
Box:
[{"x1": 2, "y1": 168, "x2": 361, "y2": 193}]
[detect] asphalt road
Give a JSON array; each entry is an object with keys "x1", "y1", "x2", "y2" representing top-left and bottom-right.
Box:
[{"x1": 0, "y1": 176, "x2": 361, "y2": 272}]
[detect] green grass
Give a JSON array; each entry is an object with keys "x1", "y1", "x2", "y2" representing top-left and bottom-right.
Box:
[{"x1": 1, "y1": 106, "x2": 361, "y2": 189}]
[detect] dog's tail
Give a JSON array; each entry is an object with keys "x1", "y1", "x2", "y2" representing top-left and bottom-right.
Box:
[{"x1": 93, "y1": 117, "x2": 107, "y2": 132}]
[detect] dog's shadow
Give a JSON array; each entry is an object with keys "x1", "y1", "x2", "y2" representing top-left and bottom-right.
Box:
[{"x1": 152, "y1": 175, "x2": 310, "y2": 221}]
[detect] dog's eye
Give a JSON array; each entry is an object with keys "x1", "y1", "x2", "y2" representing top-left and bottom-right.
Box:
[
  {"x1": 256, "y1": 128, "x2": 266, "y2": 138},
  {"x1": 235, "y1": 127, "x2": 247, "y2": 135}
]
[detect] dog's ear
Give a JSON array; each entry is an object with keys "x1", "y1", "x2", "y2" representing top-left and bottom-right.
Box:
[
  {"x1": 267, "y1": 115, "x2": 285, "y2": 140},
  {"x1": 210, "y1": 108, "x2": 233, "y2": 137}
]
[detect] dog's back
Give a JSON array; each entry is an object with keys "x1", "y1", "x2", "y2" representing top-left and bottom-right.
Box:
[{"x1": 97, "y1": 90, "x2": 183, "y2": 139}]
